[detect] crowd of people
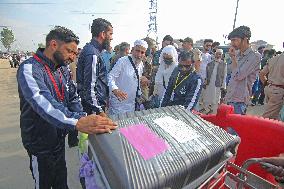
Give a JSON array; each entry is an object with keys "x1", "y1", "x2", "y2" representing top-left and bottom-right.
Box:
[{"x1": 15, "y1": 17, "x2": 284, "y2": 188}]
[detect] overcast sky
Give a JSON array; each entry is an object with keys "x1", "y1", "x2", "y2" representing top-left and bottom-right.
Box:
[{"x1": 0, "y1": 0, "x2": 283, "y2": 52}]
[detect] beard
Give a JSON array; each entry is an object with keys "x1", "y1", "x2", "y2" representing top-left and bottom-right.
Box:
[
  {"x1": 53, "y1": 50, "x2": 67, "y2": 67},
  {"x1": 102, "y1": 39, "x2": 110, "y2": 50}
]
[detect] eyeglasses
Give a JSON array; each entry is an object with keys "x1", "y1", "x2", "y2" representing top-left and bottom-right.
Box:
[{"x1": 164, "y1": 58, "x2": 173, "y2": 61}]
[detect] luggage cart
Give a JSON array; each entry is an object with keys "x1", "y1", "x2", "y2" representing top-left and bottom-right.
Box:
[{"x1": 203, "y1": 158, "x2": 282, "y2": 189}]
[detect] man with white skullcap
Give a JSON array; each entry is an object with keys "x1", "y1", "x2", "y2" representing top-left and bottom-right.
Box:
[
  {"x1": 108, "y1": 39, "x2": 148, "y2": 115},
  {"x1": 202, "y1": 48, "x2": 227, "y2": 114}
]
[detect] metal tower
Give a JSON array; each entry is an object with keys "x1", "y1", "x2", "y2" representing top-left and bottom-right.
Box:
[{"x1": 147, "y1": 0, "x2": 158, "y2": 42}]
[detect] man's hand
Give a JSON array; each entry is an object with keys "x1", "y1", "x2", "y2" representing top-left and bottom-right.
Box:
[
  {"x1": 113, "y1": 89, "x2": 128, "y2": 101},
  {"x1": 229, "y1": 47, "x2": 238, "y2": 69},
  {"x1": 229, "y1": 47, "x2": 237, "y2": 58},
  {"x1": 140, "y1": 76, "x2": 149, "y2": 88},
  {"x1": 261, "y1": 155, "x2": 284, "y2": 177},
  {"x1": 76, "y1": 114, "x2": 117, "y2": 134}
]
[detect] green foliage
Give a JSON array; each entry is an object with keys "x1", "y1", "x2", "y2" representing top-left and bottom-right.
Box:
[
  {"x1": 38, "y1": 43, "x2": 45, "y2": 48},
  {"x1": 0, "y1": 28, "x2": 15, "y2": 52}
]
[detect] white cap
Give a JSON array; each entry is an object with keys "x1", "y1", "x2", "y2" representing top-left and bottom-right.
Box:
[
  {"x1": 216, "y1": 49, "x2": 223, "y2": 54},
  {"x1": 134, "y1": 39, "x2": 148, "y2": 49}
]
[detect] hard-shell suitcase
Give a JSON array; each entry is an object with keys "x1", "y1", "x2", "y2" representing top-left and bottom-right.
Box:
[{"x1": 88, "y1": 106, "x2": 240, "y2": 189}]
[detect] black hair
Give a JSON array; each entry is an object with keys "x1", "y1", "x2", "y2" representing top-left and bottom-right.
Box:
[
  {"x1": 204, "y1": 39, "x2": 213, "y2": 44},
  {"x1": 163, "y1": 35, "x2": 173, "y2": 42},
  {"x1": 91, "y1": 18, "x2": 112, "y2": 38},
  {"x1": 268, "y1": 49, "x2": 276, "y2": 57},
  {"x1": 46, "y1": 26, "x2": 79, "y2": 47},
  {"x1": 228, "y1": 25, "x2": 251, "y2": 40},
  {"x1": 179, "y1": 51, "x2": 194, "y2": 62},
  {"x1": 212, "y1": 41, "x2": 220, "y2": 47}
]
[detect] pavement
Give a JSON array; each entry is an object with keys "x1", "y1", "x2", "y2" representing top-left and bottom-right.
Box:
[{"x1": 0, "y1": 58, "x2": 265, "y2": 188}]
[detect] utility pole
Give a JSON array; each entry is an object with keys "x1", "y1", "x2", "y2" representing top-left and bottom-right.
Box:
[
  {"x1": 233, "y1": 0, "x2": 240, "y2": 30},
  {"x1": 147, "y1": 0, "x2": 158, "y2": 43}
]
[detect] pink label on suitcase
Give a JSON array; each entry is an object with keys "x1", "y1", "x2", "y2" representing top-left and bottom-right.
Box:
[{"x1": 120, "y1": 124, "x2": 169, "y2": 160}]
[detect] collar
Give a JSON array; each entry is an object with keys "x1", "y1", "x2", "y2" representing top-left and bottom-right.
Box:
[
  {"x1": 90, "y1": 38, "x2": 103, "y2": 52},
  {"x1": 239, "y1": 47, "x2": 252, "y2": 57},
  {"x1": 35, "y1": 48, "x2": 57, "y2": 71}
]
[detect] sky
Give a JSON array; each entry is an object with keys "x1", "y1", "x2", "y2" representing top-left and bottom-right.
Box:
[{"x1": 0, "y1": 0, "x2": 283, "y2": 52}]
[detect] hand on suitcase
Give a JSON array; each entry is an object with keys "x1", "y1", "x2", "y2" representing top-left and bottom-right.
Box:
[
  {"x1": 113, "y1": 89, "x2": 128, "y2": 101},
  {"x1": 76, "y1": 114, "x2": 118, "y2": 134},
  {"x1": 261, "y1": 156, "x2": 284, "y2": 177}
]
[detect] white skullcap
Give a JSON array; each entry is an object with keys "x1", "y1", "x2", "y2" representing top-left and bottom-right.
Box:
[
  {"x1": 216, "y1": 49, "x2": 223, "y2": 54},
  {"x1": 134, "y1": 39, "x2": 148, "y2": 49}
]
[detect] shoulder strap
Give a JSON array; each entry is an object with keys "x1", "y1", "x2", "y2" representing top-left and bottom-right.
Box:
[
  {"x1": 162, "y1": 75, "x2": 166, "y2": 89},
  {"x1": 128, "y1": 56, "x2": 140, "y2": 97}
]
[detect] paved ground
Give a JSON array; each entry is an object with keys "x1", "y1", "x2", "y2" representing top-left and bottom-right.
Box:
[
  {"x1": 0, "y1": 58, "x2": 265, "y2": 188},
  {"x1": 0, "y1": 59, "x2": 81, "y2": 189}
]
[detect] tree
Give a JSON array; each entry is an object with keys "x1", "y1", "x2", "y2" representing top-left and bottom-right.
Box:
[
  {"x1": 0, "y1": 27, "x2": 15, "y2": 52},
  {"x1": 38, "y1": 43, "x2": 45, "y2": 48}
]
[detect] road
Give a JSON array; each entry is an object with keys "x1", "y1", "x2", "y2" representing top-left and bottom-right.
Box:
[{"x1": 0, "y1": 58, "x2": 265, "y2": 188}]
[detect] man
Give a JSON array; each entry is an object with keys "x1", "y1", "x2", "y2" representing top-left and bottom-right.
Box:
[
  {"x1": 161, "y1": 51, "x2": 202, "y2": 111},
  {"x1": 68, "y1": 48, "x2": 81, "y2": 82},
  {"x1": 101, "y1": 45, "x2": 115, "y2": 72},
  {"x1": 199, "y1": 39, "x2": 213, "y2": 81},
  {"x1": 110, "y1": 42, "x2": 130, "y2": 69},
  {"x1": 108, "y1": 40, "x2": 148, "y2": 115},
  {"x1": 77, "y1": 18, "x2": 113, "y2": 116},
  {"x1": 197, "y1": 39, "x2": 213, "y2": 111},
  {"x1": 152, "y1": 35, "x2": 173, "y2": 66},
  {"x1": 180, "y1": 37, "x2": 194, "y2": 52},
  {"x1": 202, "y1": 49, "x2": 227, "y2": 114},
  {"x1": 17, "y1": 26, "x2": 117, "y2": 189},
  {"x1": 211, "y1": 41, "x2": 220, "y2": 54},
  {"x1": 251, "y1": 45, "x2": 266, "y2": 106},
  {"x1": 224, "y1": 26, "x2": 261, "y2": 114},
  {"x1": 260, "y1": 52, "x2": 284, "y2": 120}
]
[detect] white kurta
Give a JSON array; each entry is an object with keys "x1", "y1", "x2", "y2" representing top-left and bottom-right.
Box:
[
  {"x1": 199, "y1": 52, "x2": 212, "y2": 81},
  {"x1": 154, "y1": 64, "x2": 177, "y2": 99},
  {"x1": 108, "y1": 55, "x2": 143, "y2": 115},
  {"x1": 203, "y1": 63, "x2": 221, "y2": 113},
  {"x1": 153, "y1": 45, "x2": 179, "y2": 100}
]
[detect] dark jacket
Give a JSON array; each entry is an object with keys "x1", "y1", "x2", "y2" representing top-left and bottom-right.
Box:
[
  {"x1": 76, "y1": 39, "x2": 108, "y2": 114},
  {"x1": 206, "y1": 60, "x2": 227, "y2": 88},
  {"x1": 161, "y1": 67, "x2": 202, "y2": 111},
  {"x1": 17, "y1": 49, "x2": 85, "y2": 155}
]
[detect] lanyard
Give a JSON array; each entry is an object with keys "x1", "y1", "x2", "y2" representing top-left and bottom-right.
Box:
[
  {"x1": 33, "y1": 54, "x2": 65, "y2": 102},
  {"x1": 173, "y1": 72, "x2": 191, "y2": 90}
]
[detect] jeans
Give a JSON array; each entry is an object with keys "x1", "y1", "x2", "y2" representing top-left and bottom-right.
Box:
[{"x1": 228, "y1": 102, "x2": 247, "y2": 115}]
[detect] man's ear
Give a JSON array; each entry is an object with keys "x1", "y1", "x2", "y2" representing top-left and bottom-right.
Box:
[
  {"x1": 49, "y1": 40, "x2": 58, "y2": 51},
  {"x1": 98, "y1": 31, "x2": 105, "y2": 40}
]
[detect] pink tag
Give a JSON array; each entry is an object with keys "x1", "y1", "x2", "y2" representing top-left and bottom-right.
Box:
[{"x1": 119, "y1": 124, "x2": 169, "y2": 160}]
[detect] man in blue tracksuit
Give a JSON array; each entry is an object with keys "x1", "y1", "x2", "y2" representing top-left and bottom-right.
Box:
[
  {"x1": 77, "y1": 18, "x2": 113, "y2": 117},
  {"x1": 161, "y1": 51, "x2": 202, "y2": 111},
  {"x1": 17, "y1": 26, "x2": 117, "y2": 189}
]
